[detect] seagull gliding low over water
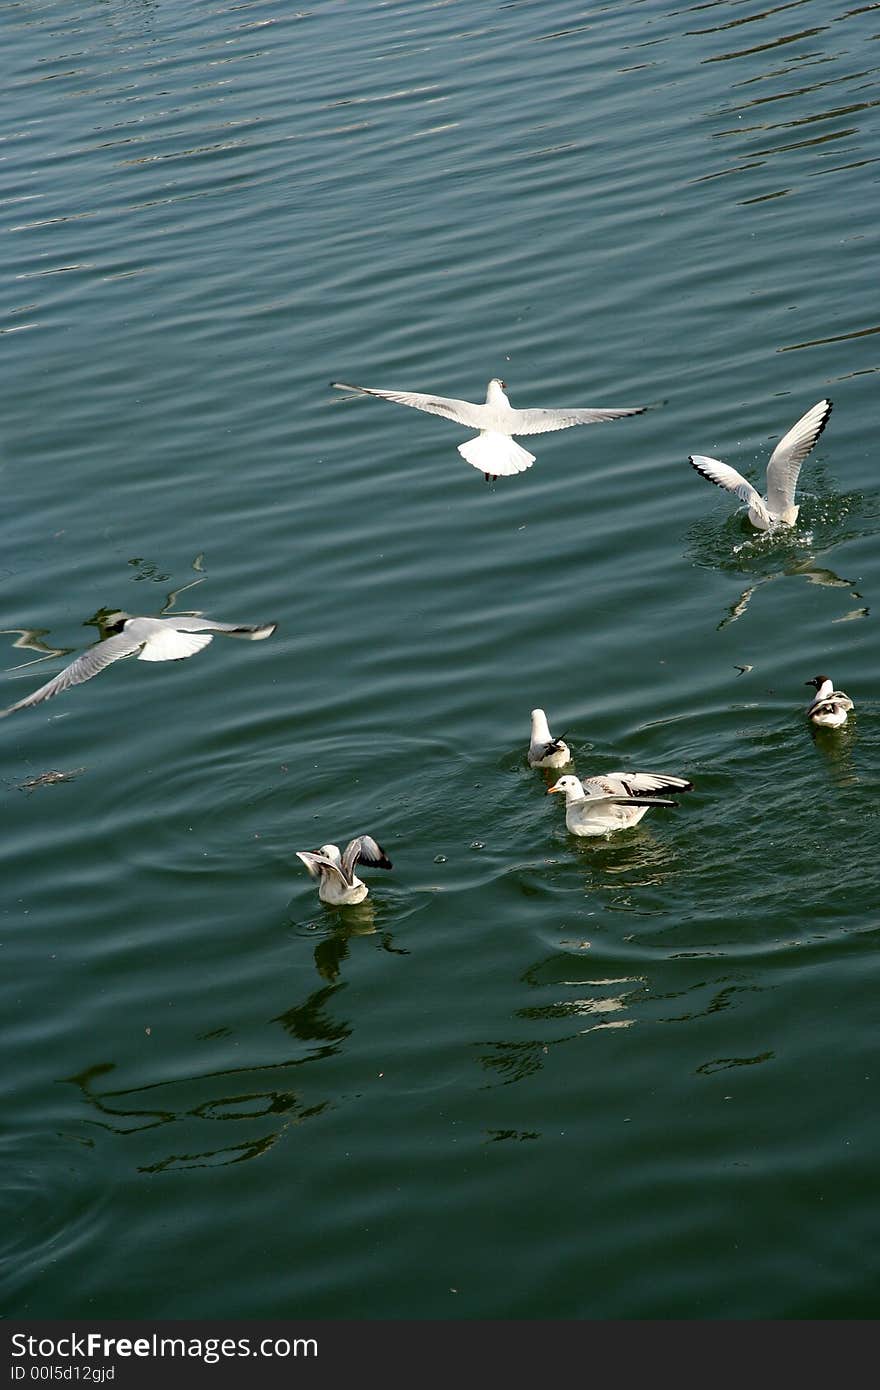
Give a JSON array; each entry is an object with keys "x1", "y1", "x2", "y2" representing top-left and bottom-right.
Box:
[
  {"x1": 0, "y1": 612, "x2": 277, "y2": 718},
  {"x1": 333, "y1": 377, "x2": 647, "y2": 480}
]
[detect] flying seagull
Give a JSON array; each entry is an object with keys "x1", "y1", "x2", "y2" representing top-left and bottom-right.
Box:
[
  {"x1": 547, "y1": 770, "x2": 693, "y2": 837},
  {"x1": 333, "y1": 377, "x2": 646, "y2": 480},
  {"x1": 689, "y1": 398, "x2": 833, "y2": 530},
  {"x1": 296, "y1": 837, "x2": 393, "y2": 906},
  {"x1": 528, "y1": 708, "x2": 571, "y2": 768},
  {"x1": 804, "y1": 674, "x2": 853, "y2": 729},
  {"x1": 0, "y1": 612, "x2": 277, "y2": 718}
]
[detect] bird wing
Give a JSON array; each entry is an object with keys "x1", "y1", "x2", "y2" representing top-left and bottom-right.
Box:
[
  {"x1": 580, "y1": 793, "x2": 678, "y2": 809},
  {"x1": 295, "y1": 851, "x2": 348, "y2": 887},
  {"x1": 333, "y1": 383, "x2": 487, "y2": 430},
  {"x1": 342, "y1": 835, "x2": 393, "y2": 882},
  {"x1": 689, "y1": 454, "x2": 771, "y2": 525},
  {"x1": 0, "y1": 630, "x2": 145, "y2": 717},
  {"x1": 166, "y1": 617, "x2": 277, "y2": 641},
  {"x1": 532, "y1": 737, "x2": 568, "y2": 760},
  {"x1": 766, "y1": 398, "x2": 832, "y2": 513},
  {"x1": 607, "y1": 772, "x2": 694, "y2": 795},
  {"x1": 807, "y1": 692, "x2": 853, "y2": 718},
  {"x1": 508, "y1": 405, "x2": 646, "y2": 437}
]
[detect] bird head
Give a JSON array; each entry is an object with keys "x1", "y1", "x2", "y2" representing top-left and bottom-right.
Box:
[
  {"x1": 547, "y1": 775, "x2": 580, "y2": 797},
  {"x1": 486, "y1": 378, "x2": 509, "y2": 404}
]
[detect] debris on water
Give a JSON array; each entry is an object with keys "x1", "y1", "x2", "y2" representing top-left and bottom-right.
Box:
[{"x1": 17, "y1": 767, "x2": 85, "y2": 793}]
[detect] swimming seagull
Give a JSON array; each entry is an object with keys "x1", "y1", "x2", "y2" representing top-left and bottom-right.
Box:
[
  {"x1": 0, "y1": 612, "x2": 277, "y2": 718},
  {"x1": 528, "y1": 708, "x2": 571, "y2": 768},
  {"x1": 689, "y1": 398, "x2": 833, "y2": 530},
  {"x1": 547, "y1": 771, "x2": 693, "y2": 837},
  {"x1": 333, "y1": 378, "x2": 646, "y2": 480},
  {"x1": 296, "y1": 837, "x2": 393, "y2": 905},
  {"x1": 804, "y1": 674, "x2": 853, "y2": 729}
]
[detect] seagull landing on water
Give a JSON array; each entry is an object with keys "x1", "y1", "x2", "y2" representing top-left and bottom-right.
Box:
[
  {"x1": 689, "y1": 399, "x2": 833, "y2": 530},
  {"x1": 547, "y1": 771, "x2": 693, "y2": 837},
  {"x1": 528, "y1": 708, "x2": 571, "y2": 768},
  {"x1": 332, "y1": 378, "x2": 646, "y2": 481},
  {"x1": 805, "y1": 674, "x2": 853, "y2": 729},
  {"x1": 0, "y1": 612, "x2": 277, "y2": 719},
  {"x1": 296, "y1": 837, "x2": 393, "y2": 906}
]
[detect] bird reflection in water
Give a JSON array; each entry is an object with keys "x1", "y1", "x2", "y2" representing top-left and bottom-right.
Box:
[
  {"x1": 808, "y1": 717, "x2": 860, "y2": 788},
  {"x1": 718, "y1": 553, "x2": 865, "y2": 630},
  {"x1": 576, "y1": 828, "x2": 680, "y2": 909},
  {"x1": 0, "y1": 626, "x2": 73, "y2": 674},
  {"x1": 477, "y1": 961, "x2": 647, "y2": 1086},
  {"x1": 307, "y1": 900, "x2": 408, "y2": 983},
  {"x1": 62, "y1": 1056, "x2": 330, "y2": 1174}
]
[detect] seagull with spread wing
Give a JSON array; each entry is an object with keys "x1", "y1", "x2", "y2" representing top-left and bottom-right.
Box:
[
  {"x1": 689, "y1": 399, "x2": 833, "y2": 530},
  {"x1": 0, "y1": 612, "x2": 277, "y2": 719},
  {"x1": 547, "y1": 770, "x2": 693, "y2": 837},
  {"x1": 296, "y1": 837, "x2": 393, "y2": 906},
  {"x1": 333, "y1": 377, "x2": 646, "y2": 480}
]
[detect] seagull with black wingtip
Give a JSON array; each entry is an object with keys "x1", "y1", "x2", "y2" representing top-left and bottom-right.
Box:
[
  {"x1": 0, "y1": 611, "x2": 277, "y2": 719},
  {"x1": 547, "y1": 770, "x2": 693, "y2": 837},
  {"x1": 689, "y1": 399, "x2": 833, "y2": 529},
  {"x1": 296, "y1": 837, "x2": 393, "y2": 906},
  {"x1": 333, "y1": 377, "x2": 646, "y2": 481},
  {"x1": 804, "y1": 674, "x2": 854, "y2": 729},
  {"x1": 527, "y1": 708, "x2": 571, "y2": 769}
]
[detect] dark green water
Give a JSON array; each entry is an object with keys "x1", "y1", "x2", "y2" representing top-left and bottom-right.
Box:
[{"x1": 2, "y1": 0, "x2": 879, "y2": 1319}]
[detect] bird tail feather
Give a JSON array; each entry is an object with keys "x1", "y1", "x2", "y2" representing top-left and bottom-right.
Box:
[
  {"x1": 137, "y1": 631, "x2": 214, "y2": 662},
  {"x1": 458, "y1": 432, "x2": 536, "y2": 476}
]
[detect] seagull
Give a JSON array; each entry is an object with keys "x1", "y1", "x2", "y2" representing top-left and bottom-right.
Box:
[
  {"x1": 547, "y1": 771, "x2": 693, "y2": 837},
  {"x1": 333, "y1": 377, "x2": 646, "y2": 480},
  {"x1": 528, "y1": 708, "x2": 571, "y2": 768},
  {"x1": 0, "y1": 612, "x2": 277, "y2": 718},
  {"x1": 689, "y1": 398, "x2": 833, "y2": 529},
  {"x1": 296, "y1": 837, "x2": 393, "y2": 905},
  {"x1": 804, "y1": 674, "x2": 853, "y2": 729}
]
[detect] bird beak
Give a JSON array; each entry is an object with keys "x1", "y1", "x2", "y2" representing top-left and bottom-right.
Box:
[{"x1": 547, "y1": 785, "x2": 560, "y2": 795}]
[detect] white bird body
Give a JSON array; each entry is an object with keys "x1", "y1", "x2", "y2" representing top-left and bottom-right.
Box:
[
  {"x1": 805, "y1": 674, "x2": 853, "y2": 729},
  {"x1": 296, "y1": 837, "x2": 393, "y2": 906},
  {"x1": 0, "y1": 612, "x2": 277, "y2": 718},
  {"x1": 334, "y1": 377, "x2": 646, "y2": 480},
  {"x1": 528, "y1": 708, "x2": 571, "y2": 768},
  {"x1": 689, "y1": 399, "x2": 833, "y2": 530},
  {"x1": 548, "y1": 771, "x2": 692, "y2": 837}
]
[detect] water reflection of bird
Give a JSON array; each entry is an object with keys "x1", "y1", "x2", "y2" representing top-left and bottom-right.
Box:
[{"x1": 717, "y1": 554, "x2": 862, "y2": 630}]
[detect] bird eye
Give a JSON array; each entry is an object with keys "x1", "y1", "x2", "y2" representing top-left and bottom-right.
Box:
[{"x1": 500, "y1": 380, "x2": 507, "y2": 389}]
